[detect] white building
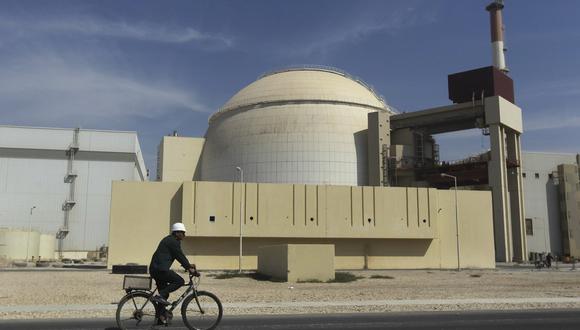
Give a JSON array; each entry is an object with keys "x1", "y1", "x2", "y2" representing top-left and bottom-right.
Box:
[
  {"x1": 522, "y1": 151, "x2": 580, "y2": 256},
  {"x1": 0, "y1": 126, "x2": 147, "y2": 257},
  {"x1": 198, "y1": 67, "x2": 394, "y2": 186}
]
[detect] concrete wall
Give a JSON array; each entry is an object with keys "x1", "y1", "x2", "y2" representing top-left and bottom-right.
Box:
[
  {"x1": 157, "y1": 136, "x2": 205, "y2": 182},
  {"x1": 108, "y1": 181, "x2": 495, "y2": 270},
  {"x1": 108, "y1": 181, "x2": 182, "y2": 267},
  {"x1": 258, "y1": 244, "x2": 335, "y2": 282},
  {"x1": 257, "y1": 244, "x2": 289, "y2": 280},
  {"x1": 199, "y1": 69, "x2": 392, "y2": 187},
  {"x1": 558, "y1": 164, "x2": 580, "y2": 257},
  {"x1": 181, "y1": 182, "x2": 436, "y2": 239},
  {"x1": 484, "y1": 96, "x2": 523, "y2": 133}
]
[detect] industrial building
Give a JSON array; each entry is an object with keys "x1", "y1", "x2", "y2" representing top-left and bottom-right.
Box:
[
  {"x1": 0, "y1": 126, "x2": 147, "y2": 260},
  {"x1": 0, "y1": 1, "x2": 575, "y2": 271},
  {"x1": 110, "y1": 66, "x2": 500, "y2": 270},
  {"x1": 159, "y1": 67, "x2": 394, "y2": 186},
  {"x1": 522, "y1": 152, "x2": 580, "y2": 258},
  {"x1": 108, "y1": 63, "x2": 520, "y2": 270},
  {"x1": 108, "y1": 64, "x2": 522, "y2": 270},
  {"x1": 198, "y1": 68, "x2": 394, "y2": 186},
  {"x1": 108, "y1": 1, "x2": 529, "y2": 270}
]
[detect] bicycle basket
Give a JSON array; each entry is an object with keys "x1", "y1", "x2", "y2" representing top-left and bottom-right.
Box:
[{"x1": 123, "y1": 275, "x2": 152, "y2": 290}]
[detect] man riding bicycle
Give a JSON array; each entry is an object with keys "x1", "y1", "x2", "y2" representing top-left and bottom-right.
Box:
[{"x1": 149, "y1": 222, "x2": 197, "y2": 309}]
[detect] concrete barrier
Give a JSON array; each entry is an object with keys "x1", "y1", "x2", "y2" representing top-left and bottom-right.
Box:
[{"x1": 258, "y1": 244, "x2": 334, "y2": 282}]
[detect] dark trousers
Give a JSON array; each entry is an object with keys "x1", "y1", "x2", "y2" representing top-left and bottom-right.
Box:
[{"x1": 150, "y1": 270, "x2": 185, "y2": 299}]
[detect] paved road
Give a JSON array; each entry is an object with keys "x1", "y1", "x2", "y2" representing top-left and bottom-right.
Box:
[{"x1": 1, "y1": 309, "x2": 580, "y2": 329}]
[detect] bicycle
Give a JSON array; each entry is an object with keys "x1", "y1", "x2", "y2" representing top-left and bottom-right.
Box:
[{"x1": 116, "y1": 272, "x2": 223, "y2": 330}]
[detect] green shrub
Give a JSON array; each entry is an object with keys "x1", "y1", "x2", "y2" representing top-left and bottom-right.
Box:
[{"x1": 369, "y1": 275, "x2": 395, "y2": 279}]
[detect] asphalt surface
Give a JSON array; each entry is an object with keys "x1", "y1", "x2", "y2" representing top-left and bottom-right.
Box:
[{"x1": 1, "y1": 309, "x2": 580, "y2": 329}]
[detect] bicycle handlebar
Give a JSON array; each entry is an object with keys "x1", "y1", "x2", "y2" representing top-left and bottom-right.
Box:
[
  {"x1": 190, "y1": 271, "x2": 201, "y2": 278},
  {"x1": 185, "y1": 271, "x2": 201, "y2": 287}
]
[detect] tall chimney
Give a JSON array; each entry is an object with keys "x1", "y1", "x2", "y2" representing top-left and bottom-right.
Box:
[{"x1": 486, "y1": 0, "x2": 508, "y2": 73}]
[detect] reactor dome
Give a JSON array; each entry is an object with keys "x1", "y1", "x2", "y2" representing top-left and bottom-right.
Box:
[{"x1": 198, "y1": 66, "x2": 393, "y2": 186}]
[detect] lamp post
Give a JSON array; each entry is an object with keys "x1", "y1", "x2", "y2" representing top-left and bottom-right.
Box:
[
  {"x1": 26, "y1": 206, "x2": 36, "y2": 261},
  {"x1": 236, "y1": 167, "x2": 244, "y2": 273},
  {"x1": 441, "y1": 173, "x2": 460, "y2": 271}
]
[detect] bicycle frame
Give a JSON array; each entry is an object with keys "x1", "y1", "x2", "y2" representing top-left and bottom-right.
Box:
[
  {"x1": 128, "y1": 274, "x2": 201, "y2": 316},
  {"x1": 165, "y1": 277, "x2": 197, "y2": 314}
]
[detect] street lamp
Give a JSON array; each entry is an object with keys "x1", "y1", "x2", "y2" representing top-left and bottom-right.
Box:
[
  {"x1": 441, "y1": 173, "x2": 460, "y2": 271},
  {"x1": 236, "y1": 167, "x2": 244, "y2": 273},
  {"x1": 26, "y1": 206, "x2": 37, "y2": 261}
]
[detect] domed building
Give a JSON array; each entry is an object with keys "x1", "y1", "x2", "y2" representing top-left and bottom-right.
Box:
[
  {"x1": 198, "y1": 67, "x2": 393, "y2": 186},
  {"x1": 115, "y1": 66, "x2": 500, "y2": 272}
]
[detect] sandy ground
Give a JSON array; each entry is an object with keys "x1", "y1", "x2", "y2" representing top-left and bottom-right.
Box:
[{"x1": 1, "y1": 267, "x2": 579, "y2": 319}]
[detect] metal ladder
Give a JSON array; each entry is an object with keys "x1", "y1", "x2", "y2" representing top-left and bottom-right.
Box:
[{"x1": 57, "y1": 128, "x2": 79, "y2": 257}]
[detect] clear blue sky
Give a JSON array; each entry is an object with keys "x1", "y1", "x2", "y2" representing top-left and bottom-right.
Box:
[{"x1": 1, "y1": 0, "x2": 578, "y2": 176}]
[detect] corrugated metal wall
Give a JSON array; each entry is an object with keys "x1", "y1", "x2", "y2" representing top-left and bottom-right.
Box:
[{"x1": 0, "y1": 126, "x2": 146, "y2": 252}]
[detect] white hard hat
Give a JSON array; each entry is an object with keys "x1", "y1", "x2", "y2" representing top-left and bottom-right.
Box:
[{"x1": 171, "y1": 222, "x2": 186, "y2": 233}]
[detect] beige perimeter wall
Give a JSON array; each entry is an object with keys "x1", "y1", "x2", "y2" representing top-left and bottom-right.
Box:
[
  {"x1": 108, "y1": 181, "x2": 183, "y2": 266},
  {"x1": 108, "y1": 181, "x2": 495, "y2": 269}
]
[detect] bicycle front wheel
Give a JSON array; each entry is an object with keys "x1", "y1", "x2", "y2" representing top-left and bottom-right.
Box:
[
  {"x1": 181, "y1": 291, "x2": 223, "y2": 330},
  {"x1": 116, "y1": 291, "x2": 158, "y2": 329}
]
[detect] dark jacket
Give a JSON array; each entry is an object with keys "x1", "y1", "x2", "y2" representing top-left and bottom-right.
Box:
[{"x1": 149, "y1": 234, "x2": 192, "y2": 272}]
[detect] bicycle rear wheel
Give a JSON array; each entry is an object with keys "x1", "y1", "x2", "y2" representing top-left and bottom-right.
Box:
[
  {"x1": 116, "y1": 291, "x2": 159, "y2": 329},
  {"x1": 181, "y1": 291, "x2": 223, "y2": 330}
]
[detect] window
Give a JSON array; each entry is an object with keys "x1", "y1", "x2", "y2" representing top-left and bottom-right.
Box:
[
  {"x1": 548, "y1": 173, "x2": 553, "y2": 179},
  {"x1": 522, "y1": 173, "x2": 526, "y2": 178},
  {"x1": 535, "y1": 173, "x2": 540, "y2": 179},
  {"x1": 525, "y1": 218, "x2": 533, "y2": 236}
]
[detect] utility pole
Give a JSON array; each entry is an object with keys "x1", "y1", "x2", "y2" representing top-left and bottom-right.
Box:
[
  {"x1": 26, "y1": 206, "x2": 36, "y2": 261},
  {"x1": 236, "y1": 167, "x2": 244, "y2": 273}
]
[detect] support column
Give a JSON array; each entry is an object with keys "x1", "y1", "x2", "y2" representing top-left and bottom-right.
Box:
[
  {"x1": 488, "y1": 124, "x2": 513, "y2": 262},
  {"x1": 506, "y1": 131, "x2": 527, "y2": 261},
  {"x1": 367, "y1": 111, "x2": 391, "y2": 186}
]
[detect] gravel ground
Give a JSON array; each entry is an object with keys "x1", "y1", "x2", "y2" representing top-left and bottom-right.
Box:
[{"x1": 1, "y1": 267, "x2": 579, "y2": 319}]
